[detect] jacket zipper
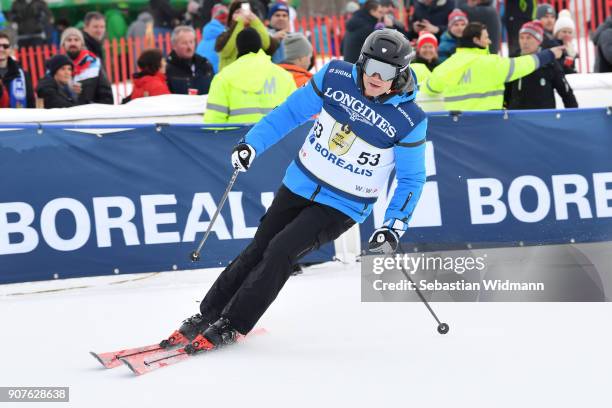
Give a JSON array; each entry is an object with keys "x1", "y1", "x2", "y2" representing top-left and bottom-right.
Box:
[
  {"x1": 400, "y1": 192, "x2": 413, "y2": 211},
  {"x1": 310, "y1": 185, "x2": 321, "y2": 201}
]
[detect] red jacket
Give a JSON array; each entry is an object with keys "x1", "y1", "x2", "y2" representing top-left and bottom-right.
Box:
[
  {"x1": 0, "y1": 82, "x2": 8, "y2": 108},
  {"x1": 130, "y1": 71, "x2": 171, "y2": 100}
]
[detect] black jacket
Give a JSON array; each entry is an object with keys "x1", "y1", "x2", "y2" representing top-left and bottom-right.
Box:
[
  {"x1": 540, "y1": 30, "x2": 558, "y2": 50},
  {"x1": 150, "y1": 0, "x2": 184, "y2": 29},
  {"x1": 409, "y1": 0, "x2": 455, "y2": 40},
  {"x1": 10, "y1": 0, "x2": 52, "y2": 36},
  {"x1": 0, "y1": 57, "x2": 35, "y2": 108},
  {"x1": 166, "y1": 51, "x2": 214, "y2": 95},
  {"x1": 504, "y1": 60, "x2": 578, "y2": 110},
  {"x1": 83, "y1": 31, "x2": 105, "y2": 62},
  {"x1": 593, "y1": 17, "x2": 612, "y2": 73},
  {"x1": 36, "y1": 76, "x2": 79, "y2": 109},
  {"x1": 460, "y1": 0, "x2": 502, "y2": 54},
  {"x1": 342, "y1": 9, "x2": 379, "y2": 64}
]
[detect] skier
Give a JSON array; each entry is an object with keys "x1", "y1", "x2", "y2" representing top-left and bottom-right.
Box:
[{"x1": 164, "y1": 29, "x2": 429, "y2": 353}]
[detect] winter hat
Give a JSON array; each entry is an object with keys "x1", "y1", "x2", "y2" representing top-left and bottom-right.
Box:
[
  {"x1": 236, "y1": 27, "x2": 262, "y2": 57},
  {"x1": 536, "y1": 4, "x2": 556, "y2": 20},
  {"x1": 60, "y1": 27, "x2": 84, "y2": 47},
  {"x1": 211, "y1": 4, "x2": 229, "y2": 24},
  {"x1": 267, "y1": 2, "x2": 290, "y2": 19},
  {"x1": 282, "y1": 32, "x2": 313, "y2": 62},
  {"x1": 448, "y1": 8, "x2": 468, "y2": 28},
  {"x1": 417, "y1": 31, "x2": 438, "y2": 49},
  {"x1": 554, "y1": 9, "x2": 575, "y2": 35},
  {"x1": 46, "y1": 54, "x2": 73, "y2": 76},
  {"x1": 519, "y1": 20, "x2": 544, "y2": 43}
]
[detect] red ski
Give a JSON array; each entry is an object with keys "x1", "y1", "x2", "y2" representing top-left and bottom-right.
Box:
[
  {"x1": 121, "y1": 328, "x2": 267, "y2": 375},
  {"x1": 90, "y1": 330, "x2": 191, "y2": 369}
]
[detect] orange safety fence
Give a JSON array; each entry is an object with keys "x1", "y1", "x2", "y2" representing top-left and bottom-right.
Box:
[{"x1": 8, "y1": 1, "x2": 611, "y2": 103}]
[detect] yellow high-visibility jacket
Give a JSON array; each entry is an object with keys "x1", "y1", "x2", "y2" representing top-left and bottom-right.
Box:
[
  {"x1": 203, "y1": 49, "x2": 297, "y2": 125},
  {"x1": 425, "y1": 47, "x2": 541, "y2": 111},
  {"x1": 411, "y1": 62, "x2": 433, "y2": 87}
]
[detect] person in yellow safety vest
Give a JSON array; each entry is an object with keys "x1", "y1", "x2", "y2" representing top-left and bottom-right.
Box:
[
  {"x1": 204, "y1": 27, "x2": 296, "y2": 124},
  {"x1": 424, "y1": 22, "x2": 564, "y2": 111}
]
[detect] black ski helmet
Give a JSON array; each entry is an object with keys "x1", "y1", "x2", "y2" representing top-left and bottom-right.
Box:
[{"x1": 356, "y1": 29, "x2": 415, "y2": 94}]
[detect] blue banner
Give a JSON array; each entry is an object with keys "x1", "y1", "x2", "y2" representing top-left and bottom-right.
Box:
[
  {"x1": 1, "y1": 108, "x2": 612, "y2": 284},
  {"x1": 0, "y1": 123, "x2": 331, "y2": 284},
  {"x1": 362, "y1": 108, "x2": 612, "y2": 247}
]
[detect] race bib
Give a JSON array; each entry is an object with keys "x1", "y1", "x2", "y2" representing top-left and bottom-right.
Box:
[{"x1": 298, "y1": 108, "x2": 395, "y2": 199}]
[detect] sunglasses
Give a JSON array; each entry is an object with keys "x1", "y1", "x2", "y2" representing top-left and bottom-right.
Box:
[
  {"x1": 363, "y1": 58, "x2": 403, "y2": 81},
  {"x1": 0, "y1": 44, "x2": 11, "y2": 49}
]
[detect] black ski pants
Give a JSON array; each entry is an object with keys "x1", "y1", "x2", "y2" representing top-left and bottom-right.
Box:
[{"x1": 199, "y1": 185, "x2": 355, "y2": 334}]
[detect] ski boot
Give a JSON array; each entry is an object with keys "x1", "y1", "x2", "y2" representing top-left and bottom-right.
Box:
[
  {"x1": 184, "y1": 317, "x2": 238, "y2": 354},
  {"x1": 159, "y1": 313, "x2": 211, "y2": 349}
]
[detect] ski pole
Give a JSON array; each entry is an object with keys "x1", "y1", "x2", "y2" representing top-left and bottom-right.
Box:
[
  {"x1": 398, "y1": 244, "x2": 449, "y2": 335},
  {"x1": 190, "y1": 169, "x2": 240, "y2": 262}
]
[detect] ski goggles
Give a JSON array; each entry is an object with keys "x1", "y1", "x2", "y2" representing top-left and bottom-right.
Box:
[{"x1": 362, "y1": 57, "x2": 406, "y2": 81}]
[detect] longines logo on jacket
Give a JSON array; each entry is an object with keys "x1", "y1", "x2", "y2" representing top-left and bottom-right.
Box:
[{"x1": 323, "y1": 88, "x2": 397, "y2": 138}]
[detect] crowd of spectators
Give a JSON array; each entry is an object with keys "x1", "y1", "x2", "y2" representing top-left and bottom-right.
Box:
[{"x1": 0, "y1": 0, "x2": 611, "y2": 114}]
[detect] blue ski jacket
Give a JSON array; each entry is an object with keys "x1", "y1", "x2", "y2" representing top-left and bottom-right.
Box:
[{"x1": 244, "y1": 60, "x2": 427, "y2": 231}]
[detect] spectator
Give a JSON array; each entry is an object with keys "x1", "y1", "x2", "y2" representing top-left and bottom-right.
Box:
[
  {"x1": 185, "y1": 0, "x2": 207, "y2": 30},
  {"x1": 409, "y1": 0, "x2": 455, "y2": 40},
  {"x1": 342, "y1": 0, "x2": 383, "y2": 64},
  {"x1": 204, "y1": 27, "x2": 296, "y2": 124},
  {"x1": 460, "y1": 0, "x2": 501, "y2": 54},
  {"x1": 150, "y1": 0, "x2": 183, "y2": 36},
  {"x1": 425, "y1": 22, "x2": 564, "y2": 111},
  {"x1": 61, "y1": 27, "x2": 114, "y2": 105},
  {"x1": 36, "y1": 54, "x2": 79, "y2": 108},
  {"x1": 592, "y1": 17, "x2": 612, "y2": 73},
  {"x1": 438, "y1": 8, "x2": 468, "y2": 62},
  {"x1": 166, "y1": 25, "x2": 215, "y2": 94},
  {"x1": 278, "y1": 32, "x2": 313, "y2": 87},
  {"x1": 0, "y1": 31, "x2": 35, "y2": 108},
  {"x1": 279, "y1": 0, "x2": 299, "y2": 33},
  {"x1": 411, "y1": 31, "x2": 439, "y2": 84},
  {"x1": 196, "y1": 4, "x2": 229, "y2": 73},
  {"x1": 504, "y1": 21, "x2": 577, "y2": 110},
  {"x1": 379, "y1": 0, "x2": 407, "y2": 33},
  {"x1": 126, "y1": 49, "x2": 171, "y2": 101},
  {"x1": 266, "y1": 2, "x2": 290, "y2": 63},
  {"x1": 554, "y1": 9, "x2": 577, "y2": 75},
  {"x1": 105, "y1": 7, "x2": 128, "y2": 42},
  {"x1": 503, "y1": 0, "x2": 537, "y2": 57},
  {"x1": 127, "y1": 11, "x2": 154, "y2": 39},
  {"x1": 536, "y1": 4, "x2": 557, "y2": 49},
  {"x1": 9, "y1": 0, "x2": 52, "y2": 47},
  {"x1": 215, "y1": 1, "x2": 273, "y2": 71},
  {"x1": 82, "y1": 12, "x2": 106, "y2": 62}
]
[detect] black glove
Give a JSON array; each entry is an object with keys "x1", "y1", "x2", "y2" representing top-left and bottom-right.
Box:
[
  {"x1": 368, "y1": 227, "x2": 400, "y2": 254},
  {"x1": 231, "y1": 143, "x2": 256, "y2": 172}
]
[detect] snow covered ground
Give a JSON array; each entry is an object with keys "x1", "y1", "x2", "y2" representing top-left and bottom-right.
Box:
[{"x1": 1, "y1": 262, "x2": 610, "y2": 408}]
